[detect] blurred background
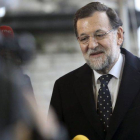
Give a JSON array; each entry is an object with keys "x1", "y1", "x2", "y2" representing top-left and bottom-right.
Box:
[{"x1": 0, "y1": 0, "x2": 140, "y2": 115}]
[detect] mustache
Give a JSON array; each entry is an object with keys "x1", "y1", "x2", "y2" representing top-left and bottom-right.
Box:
[{"x1": 87, "y1": 47, "x2": 105, "y2": 55}]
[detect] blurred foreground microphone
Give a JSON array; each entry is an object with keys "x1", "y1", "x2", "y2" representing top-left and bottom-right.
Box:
[{"x1": 73, "y1": 135, "x2": 89, "y2": 140}]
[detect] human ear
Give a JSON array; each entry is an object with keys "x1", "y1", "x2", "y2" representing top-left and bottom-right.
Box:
[{"x1": 117, "y1": 26, "x2": 124, "y2": 46}]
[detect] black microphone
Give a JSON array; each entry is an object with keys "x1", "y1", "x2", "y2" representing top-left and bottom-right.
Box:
[{"x1": 0, "y1": 25, "x2": 36, "y2": 64}]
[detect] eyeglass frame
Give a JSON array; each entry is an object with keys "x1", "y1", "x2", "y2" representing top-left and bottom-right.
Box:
[{"x1": 77, "y1": 28, "x2": 116, "y2": 44}]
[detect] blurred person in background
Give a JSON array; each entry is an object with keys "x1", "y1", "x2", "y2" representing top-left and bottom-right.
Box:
[
  {"x1": 49, "y1": 2, "x2": 140, "y2": 140},
  {"x1": 0, "y1": 26, "x2": 69, "y2": 140},
  {"x1": 0, "y1": 25, "x2": 34, "y2": 96}
]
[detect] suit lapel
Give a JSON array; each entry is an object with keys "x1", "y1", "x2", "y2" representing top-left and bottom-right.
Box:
[
  {"x1": 74, "y1": 64, "x2": 105, "y2": 140},
  {"x1": 106, "y1": 49, "x2": 140, "y2": 140}
]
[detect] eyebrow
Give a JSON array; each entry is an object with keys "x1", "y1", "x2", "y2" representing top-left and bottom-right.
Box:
[
  {"x1": 79, "y1": 33, "x2": 87, "y2": 37},
  {"x1": 95, "y1": 29, "x2": 105, "y2": 33},
  {"x1": 79, "y1": 29, "x2": 106, "y2": 37}
]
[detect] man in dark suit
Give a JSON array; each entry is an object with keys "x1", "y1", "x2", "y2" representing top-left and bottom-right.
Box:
[{"x1": 49, "y1": 2, "x2": 140, "y2": 140}]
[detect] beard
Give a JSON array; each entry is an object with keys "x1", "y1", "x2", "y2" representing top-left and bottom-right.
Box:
[{"x1": 84, "y1": 46, "x2": 119, "y2": 73}]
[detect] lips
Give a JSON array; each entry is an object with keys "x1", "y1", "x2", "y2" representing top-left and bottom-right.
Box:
[{"x1": 89, "y1": 51, "x2": 104, "y2": 57}]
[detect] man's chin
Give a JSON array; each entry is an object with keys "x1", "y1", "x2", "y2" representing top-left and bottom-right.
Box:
[
  {"x1": 87, "y1": 61, "x2": 102, "y2": 70},
  {"x1": 89, "y1": 65, "x2": 104, "y2": 71},
  {"x1": 86, "y1": 59, "x2": 108, "y2": 71}
]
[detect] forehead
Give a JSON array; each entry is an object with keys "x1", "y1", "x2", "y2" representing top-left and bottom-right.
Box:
[{"x1": 77, "y1": 12, "x2": 111, "y2": 36}]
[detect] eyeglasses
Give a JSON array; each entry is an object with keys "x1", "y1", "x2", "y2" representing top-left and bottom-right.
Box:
[{"x1": 77, "y1": 28, "x2": 115, "y2": 44}]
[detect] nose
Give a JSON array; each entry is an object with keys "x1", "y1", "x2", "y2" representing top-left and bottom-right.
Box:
[{"x1": 88, "y1": 36, "x2": 98, "y2": 49}]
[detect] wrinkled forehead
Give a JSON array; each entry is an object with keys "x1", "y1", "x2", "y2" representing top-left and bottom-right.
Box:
[{"x1": 77, "y1": 12, "x2": 112, "y2": 36}]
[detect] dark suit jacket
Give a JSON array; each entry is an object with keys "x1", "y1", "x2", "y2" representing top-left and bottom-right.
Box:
[{"x1": 49, "y1": 48, "x2": 140, "y2": 140}]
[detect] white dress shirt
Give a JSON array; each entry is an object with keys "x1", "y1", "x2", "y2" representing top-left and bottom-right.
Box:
[{"x1": 93, "y1": 53, "x2": 125, "y2": 111}]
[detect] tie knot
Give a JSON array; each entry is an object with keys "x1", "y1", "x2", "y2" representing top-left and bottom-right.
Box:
[{"x1": 99, "y1": 74, "x2": 113, "y2": 86}]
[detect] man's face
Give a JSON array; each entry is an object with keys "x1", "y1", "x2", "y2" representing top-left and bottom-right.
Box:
[{"x1": 77, "y1": 12, "x2": 123, "y2": 73}]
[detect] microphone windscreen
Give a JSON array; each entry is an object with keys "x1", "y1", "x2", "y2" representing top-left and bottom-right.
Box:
[
  {"x1": 0, "y1": 25, "x2": 14, "y2": 38},
  {"x1": 73, "y1": 135, "x2": 89, "y2": 140}
]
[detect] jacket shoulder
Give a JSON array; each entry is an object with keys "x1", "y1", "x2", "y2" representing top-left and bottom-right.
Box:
[
  {"x1": 121, "y1": 48, "x2": 140, "y2": 70},
  {"x1": 56, "y1": 64, "x2": 86, "y2": 82}
]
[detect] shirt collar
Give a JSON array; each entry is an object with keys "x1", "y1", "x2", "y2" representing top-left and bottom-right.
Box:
[{"x1": 93, "y1": 53, "x2": 124, "y2": 83}]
